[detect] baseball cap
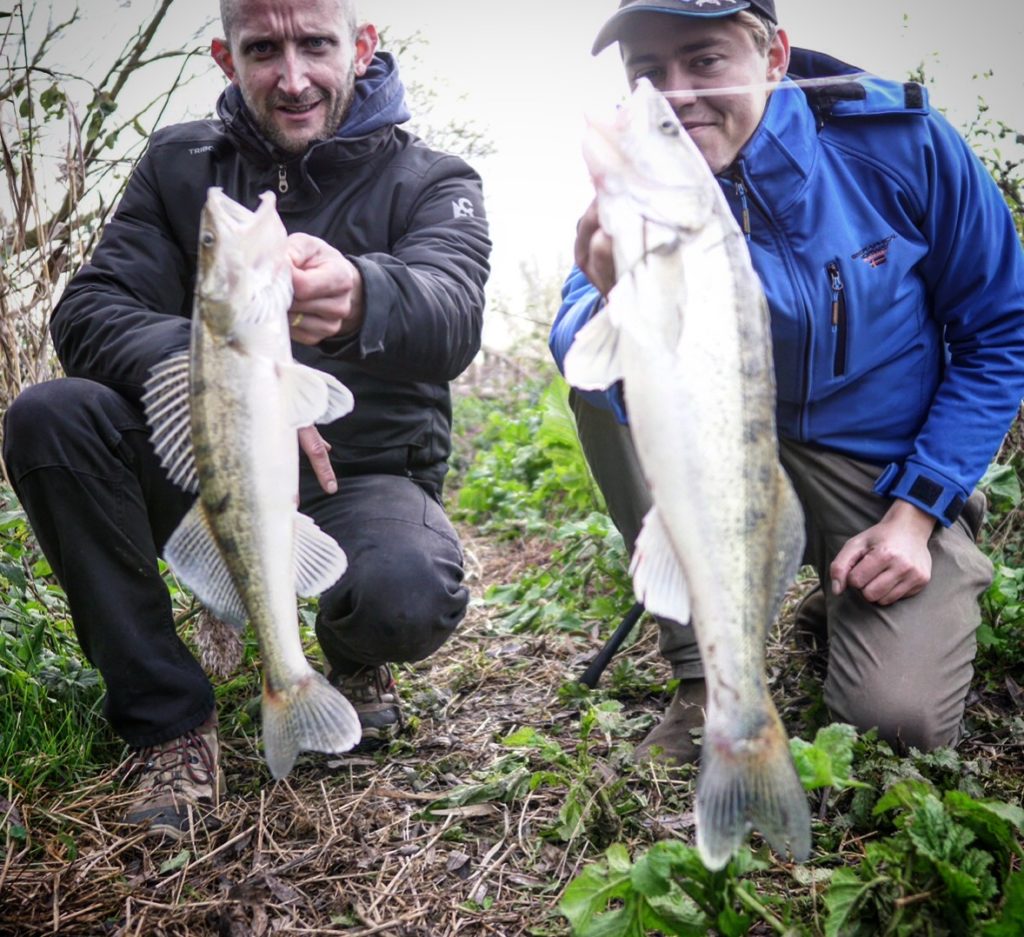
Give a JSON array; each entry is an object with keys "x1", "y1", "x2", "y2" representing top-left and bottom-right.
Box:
[{"x1": 592, "y1": 0, "x2": 778, "y2": 55}]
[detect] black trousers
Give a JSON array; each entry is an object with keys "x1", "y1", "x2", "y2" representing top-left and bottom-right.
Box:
[{"x1": 3, "y1": 379, "x2": 468, "y2": 748}]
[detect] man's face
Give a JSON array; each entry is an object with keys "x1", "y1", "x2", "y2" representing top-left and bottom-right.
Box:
[
  {"x1": 212, "y1": 0, "x2": 377, "y2": 156},
  {"x1": 619, "y1": 14, "x2": 789, "y2": 174}
]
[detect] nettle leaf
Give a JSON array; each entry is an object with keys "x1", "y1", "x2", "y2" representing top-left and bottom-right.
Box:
[
  {"x1": 823, "y1": 867, "x2": 883, "y2": 937},
  {"x1": 791, "y1": 722, "x2": 869, "y2": 791},
  {"x1": 873, "y1": 778, "x2": 935, "y2": 817},
  {"x1": 905, "y1": 794, "x2": 974, "y2": 864},
  {"x1": 979, "y1": 461, "x2": 1021, "y2": 512},
  {"x1": 984, "y1": 871, "x2": 1024, "y2": 936},
  {"x1": 560, "y1": 860, "x2": 632, "y2": 933},
  {"x1": 944, "y1": 790, "x2": 1024, "y2": 861}
]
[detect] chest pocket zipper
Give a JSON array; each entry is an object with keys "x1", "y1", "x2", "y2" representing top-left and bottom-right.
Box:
[{"x1": 827, "y1": 261, "x2": 847, "y2": 377}]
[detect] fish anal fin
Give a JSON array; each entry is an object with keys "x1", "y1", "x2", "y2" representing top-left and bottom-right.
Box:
[
  {"x1": 696, "y1": 704, "x2": 811, "y2": 870},
  {"x1": 164, "y1": 502, "x2": 248, "y2": 628},
  {"x1": 261, "y1": 670, "x2": 362, "y2": 779},
  {"x1": 629, "y1": 506, "x2": 691, "y2": 623},
  {"x1": 280, "y1": 361, "x2": 354, "y2": 429},
  {"x1": 294, "y1": 512, "x2": 347, "y2": 597}
]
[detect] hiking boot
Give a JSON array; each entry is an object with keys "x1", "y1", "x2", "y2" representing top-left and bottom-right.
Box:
[
  {"x1": 329, "y1": 664, "x2": 404, "y2": 747},
  {"x1": 793, "y1": 585, "x2": 828, "y2": 654},
  {"x1": 634, "y1": 678, "x2": 706, "y2": 766},
  {"x1": 124, "y1": 713, "x2": 223, "y2": 839}
]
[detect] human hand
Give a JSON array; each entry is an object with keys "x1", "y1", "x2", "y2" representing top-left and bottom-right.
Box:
[
  {"x1": 829, "y1": 500, "x2": 936, "y2": 605},
  {"x1": 298, "y1": 425, "x2": 337, "y2": 495},
  {"x1": 287, "y1": 233, "x2": 364, "y2": 345},
  {"x1": 574, "y1": 199, "x2": 616, "y2": 297}
]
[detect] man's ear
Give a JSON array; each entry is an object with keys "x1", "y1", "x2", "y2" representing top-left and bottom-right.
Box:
[
  {"x1": 211, "y1": 38, "x2": 237, "y2": 82},
  {"x1": 767, "y1": 27, "x2": 791, "y2": 82},
  {"x1": 353, "y1": 23, "x2": 378, "y2": 77}
]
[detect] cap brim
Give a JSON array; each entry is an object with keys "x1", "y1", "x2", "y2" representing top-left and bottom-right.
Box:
[{"x1": 591, "y1": 2, "x2": 752, "y2": 56}]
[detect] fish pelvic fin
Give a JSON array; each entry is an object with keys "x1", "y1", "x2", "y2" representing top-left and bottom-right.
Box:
[
  {"x1": 563, "y1": 294, "x2": 624, "y2": 392},
  {"x1": 280, "y1": 360, "x2": 354, "y2": 429},
  {"x1": 294, "y1": 512, "x2": 347, "y2": 597},
  {"x1": 164, "y1": 501, "x2": 248, "y2": 628},
  {"x1": 696, "y1": 706, "x2": 811, "y2": 870},
  {"x1": 261, "y1": 670, "x2": 361, "y2": 779},
  {"x1": 629, "y1": 506, "x2": 691, "y2": 623},
  {"x1": 143, "y1": 350, "x2": 199, "y2": 494}
]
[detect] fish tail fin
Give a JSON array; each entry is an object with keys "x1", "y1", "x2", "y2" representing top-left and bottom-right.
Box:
[
  {"x1": 261, "y1": 671, "x2": 362, "y2": 779},
  {"x1": 696, "y1": 705, "x2": 810, "y2": 870}
]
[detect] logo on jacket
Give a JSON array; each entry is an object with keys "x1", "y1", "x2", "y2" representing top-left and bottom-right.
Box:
[
  {"x1": 189, "y1": 145, "x2": 214, "y2": 155},
  {"x1": 851, "y1": 234, "x2": 897, "y2": 268},
  {"x1": 452, "y1": 197, "x2": 475, "y2": 219}
]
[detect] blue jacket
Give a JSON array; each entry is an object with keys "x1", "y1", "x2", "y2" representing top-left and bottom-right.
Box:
[{"x1": 550, "y1": 49, "x2": 1024, "y2": 527}]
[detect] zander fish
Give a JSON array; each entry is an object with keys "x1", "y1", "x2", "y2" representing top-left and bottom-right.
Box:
[
  {"x1": 143, "y1": 187, "x2": 361, "y2": 778},
  {"x1": 565, "y1": 79, "x2": 811, "y2": 868}
]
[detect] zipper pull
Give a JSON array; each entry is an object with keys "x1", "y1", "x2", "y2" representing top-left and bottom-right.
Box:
[
  {"x1": 828, "y1": 262, "x2": 844, "y2": 327},
  {"x1": 732, "y1": 171, "x2": 751, "y2": 239},
  {"x1": 277, "y1": 165, "x2": 289, "y2": 194}
]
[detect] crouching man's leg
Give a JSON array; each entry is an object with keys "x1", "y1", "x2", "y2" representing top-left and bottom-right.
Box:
[
  {"x1": 305, "y1": 473, "x2": 468, "y2": 747},
  {"x1": 3, "y1": 379, "x2": 221, "y2": 838},
  {"x1": 569, "y1": 391, "x2": 705, "y2": 765},
  {"x1": 779, "y1": 440, "x2": 993, "y2": 753}
]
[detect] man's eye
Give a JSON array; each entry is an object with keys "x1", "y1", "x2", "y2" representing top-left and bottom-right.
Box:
[
  {"x1": 247, "y1": 41, "x2": 274, "y2": 56},
  {"x1": 305, "y1": 37, "x2": 330, "y2": 50}
]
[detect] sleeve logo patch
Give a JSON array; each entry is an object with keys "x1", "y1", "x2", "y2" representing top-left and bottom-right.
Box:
[{"x1": 452, "y1": 197, "x2": 475, "y2": 219}]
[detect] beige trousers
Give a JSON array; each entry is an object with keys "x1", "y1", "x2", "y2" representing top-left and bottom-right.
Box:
[{"x1": 570, "y1": 391, "x2": 993, "y2": 752}]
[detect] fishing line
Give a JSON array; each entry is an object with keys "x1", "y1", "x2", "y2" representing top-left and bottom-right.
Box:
[{"x1": 657, "y1": 72, "x2": 873, "y2": 99}]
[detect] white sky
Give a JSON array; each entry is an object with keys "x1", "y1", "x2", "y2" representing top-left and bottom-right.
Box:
[{"x1": 15, "y1": 1, "x2": 1024, "y2": 350}]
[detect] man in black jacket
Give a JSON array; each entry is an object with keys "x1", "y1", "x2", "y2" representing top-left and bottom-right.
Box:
[{"x1": 2, "y1": 0, "x2": 491, "y2": 838}]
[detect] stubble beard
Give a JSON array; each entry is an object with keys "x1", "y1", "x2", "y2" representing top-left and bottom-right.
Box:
[{"x1": 246, "y1": 70, "x2": 357, "y2": 157}]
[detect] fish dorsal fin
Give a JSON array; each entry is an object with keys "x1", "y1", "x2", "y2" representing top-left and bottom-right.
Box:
[
  {"x1": 142, "y1": 349, "x2": 199, "y2": 494},
  {"x1": 294, "y1": 511, "x2": 348, "y2": 597},
  {"x1": 280, "y1": 361, "x2": 355, "y2": 429},
  {"x1": 629, "y1": 506, "x2": 691, "y2": 623},
  {"x1": 163, "y1": 501, "x2": 248, "y2": 629},
  {"x1": 563, "y1": 295, "x2": 625, "y2": 392}
]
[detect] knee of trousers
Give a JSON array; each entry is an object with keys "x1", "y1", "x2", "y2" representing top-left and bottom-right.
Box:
[
  {"x1": 3, "y1": 379, "x2": 135, "y2": 479},
  {"x1": 318, "y1": 549, "x2": 468, "y2": 664},
  {"x1": 824, "y1": 672, "x2": 965, "y2": 753}
]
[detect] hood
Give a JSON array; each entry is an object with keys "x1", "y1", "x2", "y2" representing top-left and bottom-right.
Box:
[{"x1": 216, "y1": 51, "x2": 411, "y2": 163}]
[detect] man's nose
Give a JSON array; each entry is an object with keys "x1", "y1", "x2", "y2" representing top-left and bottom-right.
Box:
[{"x1": 278, "y1": 47, "x2": 311, "y2": 98}]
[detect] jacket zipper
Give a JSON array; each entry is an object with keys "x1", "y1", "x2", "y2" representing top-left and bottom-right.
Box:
[
  {"x1": 827, "y1": 260, "x2": 847, "y2": 377},
  {"x1": 731, "y1": 169, "x2": 752, "y2": 239},
  {"x1": 277, "y1": 165, "x2": 289, "y2": 194}
]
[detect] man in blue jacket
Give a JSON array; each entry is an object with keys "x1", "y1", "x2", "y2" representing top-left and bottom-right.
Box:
[
  {"x1": 551, "y1": 0, "x2": 1024, "y2": 764},
  {"x1": 3, "y1": 0, "x2": 490, "y2": 837}
]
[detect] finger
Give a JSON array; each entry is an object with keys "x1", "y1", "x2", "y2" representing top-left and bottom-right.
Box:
[
  {"x1": 859, "y1": 567, "x2": 906, "y2": 605},
  {"x1": 298, "y1": 426, "x2": 337, "y2": 494},
  {"x1": 829, "y1": 537, "x2": 870, "y2": 594},
  {"x1": 286, "y1": 232, "x2": 324, "y2": 267}
]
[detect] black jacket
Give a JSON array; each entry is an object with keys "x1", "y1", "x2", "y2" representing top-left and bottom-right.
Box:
[{"x1": 51, "y1": 54, "x2": 491, "y2": 489}]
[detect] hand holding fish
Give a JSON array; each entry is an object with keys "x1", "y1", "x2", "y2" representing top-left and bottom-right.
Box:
[
  {"x1": 830, "y1": 500, "x2": 934, "y2": 605},
  {"x1": 574, "y1": 199, "x2": 616, "y2": 297},
  {"x1": 287, "y1": 233, "x2": 365, "y2": 343}
]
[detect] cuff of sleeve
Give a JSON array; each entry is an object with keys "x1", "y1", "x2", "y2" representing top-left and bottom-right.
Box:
[
  {"x1": 872, "y1": 461, "x2": 968, "y2": 527},
  {"x1": 319, "y1": 255, "x2": 388, "y2": 358}
]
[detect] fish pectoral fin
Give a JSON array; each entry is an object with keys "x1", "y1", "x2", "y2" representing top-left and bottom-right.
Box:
[
  {"x1": 563, "y1": 296, "x2": 625, "y2": 391},
  {"x1": 294, "y1": 512, "x2": 347, "y2": 597},
  {"x1": 280, "y1": 361, "x2": 355, "y2": 429},
  {"x1": 164, "y1": 502, "x2": 248, "y2": 629},
  {"x1": 629, "y1": 506, "x2": 691, "y2": 623},
  {"x1": 142, "y1": 350, "x2": 199, "y2": 494}
]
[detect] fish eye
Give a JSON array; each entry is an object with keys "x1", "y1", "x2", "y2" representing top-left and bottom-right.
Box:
[
  {"x1": 659, "y1": 118, "x2": 680, "y2": 136},
  {"x1": 200, "y1": 230, "x2": 215, "y2": 248}
]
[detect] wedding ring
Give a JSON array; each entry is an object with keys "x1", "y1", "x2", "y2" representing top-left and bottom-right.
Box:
[{"x1": 291, "y1": 312, "x2": 304, "y2": 327}]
